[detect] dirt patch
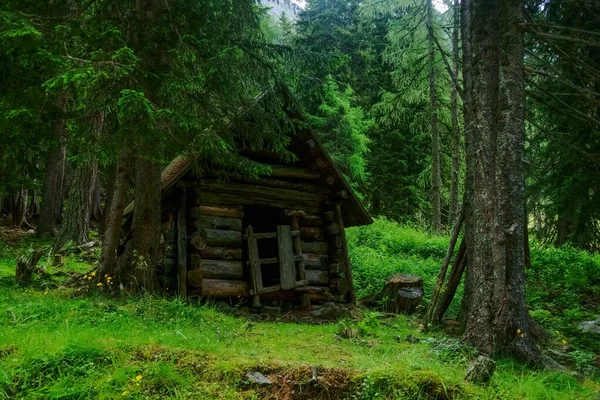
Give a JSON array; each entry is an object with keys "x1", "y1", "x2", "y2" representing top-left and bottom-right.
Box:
[{"x1": 248, "y1": 365, "x2": 354, "y2": 400}]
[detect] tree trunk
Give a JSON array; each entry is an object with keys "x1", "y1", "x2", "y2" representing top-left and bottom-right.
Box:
[
  {"x1": 97, "y1": 152, "x2": 132, "y2": 279},
  {"x1": 37, "y1": 111, "x2": 67, "y2": 237},
  {"x1": 91, "y1": 173, "x2": 102, "y2": 222},
  {"x1": 461, "y1": 0, "x2": 544, "y2": 364},
  {"x1": 115, "y1": 157, "x2": 161, "y2": 293},
  {"x1": 449, "y1": 0, "x2": 461, "y2": 226},
  {"x1": 52, "y1": 113, "x2": 102, "y2": 252},
  {"x1": 100, "y1": 160, "x2": 117, "y2": 235},
  {"x1": 427, "y1": 0, "x2": 442, "y2": 233},
  {"x1": 11, "y1": 189, "x2": 29, "y2": 228}
]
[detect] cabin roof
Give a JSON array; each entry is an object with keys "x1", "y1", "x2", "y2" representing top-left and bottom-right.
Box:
[{"x1": 125, "y1": 85, "x2": 372, "y2": 228}]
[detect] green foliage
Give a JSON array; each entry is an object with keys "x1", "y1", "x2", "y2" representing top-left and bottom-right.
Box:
[{"x1": 307, "y1": 76, "x2": 372, "y2": 189}]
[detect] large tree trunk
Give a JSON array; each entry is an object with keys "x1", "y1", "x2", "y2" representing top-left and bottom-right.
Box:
[
  {"x1": 37, "y1": 108, "x2": 67, "y2": 237},
  {"x1": 91, "y1": 174, "x2": 102, "y2": 222},
  {"x1": 96, "y1": 152, "x2": 132, "y2": 279},
  {"x1": 449, "y1": 0, "x2": 461, "y2": 226},
  {"x1": 427, "y1": 0, "x2": 442, "y2": 233},
  {"x1": 461, "y1": 0, "x2": 543, "y2": 364},
  {"x1": 52, "y1": 113, "x2": 102, "y2": 252},
  {"x1": 115, "y1": 157, "x2": 161, "y2": 293},
  {"x1": 100, "y1": 161, "x2": 118, "y2": 235}
]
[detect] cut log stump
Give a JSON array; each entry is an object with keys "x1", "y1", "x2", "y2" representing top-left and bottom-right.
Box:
[{"x1": 380, "y1": 274, "x2": 424, "y2": 314}]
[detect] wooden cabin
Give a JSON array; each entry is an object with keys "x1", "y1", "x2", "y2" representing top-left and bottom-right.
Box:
[{"x1": 135, "y1": 88, "x2": 372, "y2": 310}]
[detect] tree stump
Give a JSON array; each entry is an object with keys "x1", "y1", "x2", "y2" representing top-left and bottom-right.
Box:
[
  {"x1": 15, "y1": 249, "x2": 43, "y2": 284},
  {"x1": 381, "y1": 274, "x2": 424, "y2": 314}
]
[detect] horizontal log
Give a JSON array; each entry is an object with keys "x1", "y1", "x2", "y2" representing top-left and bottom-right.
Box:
[
  {"x1": 303, "y1": 253, "x2": 328, "y2": 270},
  {"x1": 202, "y1": 279, "x2": 249, "y2": 298},
  {"x1": 267, "y1": 166, "x2": 321, "y2": 180},
  {"x1": 190, "y1": 228, "x2": 242, "y2": 249},
  {"x1": 329, "y1": 263, "x2": 343, "y2": 274},
  {"x1": 330, "y1": 277, "x2": 351, "y2": 295},
  {"x1": 306, "y1": 269, "x2": 329, "y2": 286},
  {"x1": 300, "y1": 226, "x2": 323, "y2": 241},
  {"x1": 200, "y1": 192, "x2": 322, "y2": 214},
  {"x1": 188, "y1": 269, "x2": 203, "y2": 288},
  {"x1": 198, "y1": 246, "x2": 243, "y2": 261},
  {"x1": 191, "y1": 257, "x2": 243, "y2": 279},
  {"x1": 260, "y1": 290, "x2": 330, "y2": 302},
  {"x1": 323, "y1": 211, "x2": 335, "y2": 222},
  {"x1": 329, "y1": 248, "x2": 345, "y2": 263},
  {"x1": 229, "y1": 176, "x2": 329, "y2": 195},
  {"x1": 200, "y1": 182, "x2": 328, "y2": 204},
  {"x1": 301, "y1": 241, "x2": 328, "y2": 254},
  {"x1": 190, "y1": 205, "x2": 244, "y2": 219},
  {"x1": 294, "y1": 285, "x2": 331, "y2": 293},
  {"x1": 326, "y1": 223, "x2": 341, "y2": 236},
  {"x1": 193, "y1": 215, "x2": 242, "y2": 231}
]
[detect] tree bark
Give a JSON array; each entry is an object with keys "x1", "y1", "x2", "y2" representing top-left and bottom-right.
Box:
[
  {"x1": 91, "y1": 174, "x2": 102, "y2": 222},
  {"x1": 11, "y1": 189, "x2": 29, "y2": 228},
  {"x1": 427, "y1": 0, "x2": 442, "y2": 233},
  {"x1": 449, "y1": 0, "x2": 461, "y2": 226},
  {"x1": 115, "y1": 157, "x2": 161, "y2": 293},
  {"x1": 97, "y1": 152, "x2": 132, "y2": 279},
  {"x1": 461, "y1": 0, "x2": 544, "y2": 364},
  {"x1": 37, "y1": 106, "x2": 67, "y2": 237}
]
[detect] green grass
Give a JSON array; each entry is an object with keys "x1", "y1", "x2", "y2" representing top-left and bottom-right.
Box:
[{"x1": 0, "y1": 225, "x2": 599, "y2": 399}]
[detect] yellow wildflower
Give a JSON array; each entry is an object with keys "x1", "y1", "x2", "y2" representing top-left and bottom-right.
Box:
[
  {"x1": 516, "y1": 329, "x2": 522, "y2": 334},
  {"x1": 84, "y1": 275, "x2": 88, "y2": 279},
  {"x1": 96, "y1": 282, "x2": 103, "y2": 287},
  {"x1": 520, "y1": 334, "x2": 524, "y2": 338},
  {"x1": 122, "y1": 391, "x2": 129, "y2": 396},
  {"x1": 562, "y1": 339, "x2": 567, "y2": 345},
  {"x1": 135, "y1": 375, "x2": 143, "y2": 381},
  {"x1": 87, "y1": 276, "x2": 92, "y2": 280},
  {"x1": 91, "y1": 271, "x2": 96, "y2": 277}
]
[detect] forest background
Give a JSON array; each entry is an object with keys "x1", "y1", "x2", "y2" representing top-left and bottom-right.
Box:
[{"x1": 1, "y1": 0, "x2": 600, "y2": 398}]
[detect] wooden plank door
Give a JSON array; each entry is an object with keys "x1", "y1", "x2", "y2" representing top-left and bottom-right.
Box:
[{"x1": 277, "y1": 225, "x2": 295, "y2": 290}]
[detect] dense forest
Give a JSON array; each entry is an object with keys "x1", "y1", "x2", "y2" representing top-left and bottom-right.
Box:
[{"x1": 1, "y1": 0, "x2": 600, "y2": 398}]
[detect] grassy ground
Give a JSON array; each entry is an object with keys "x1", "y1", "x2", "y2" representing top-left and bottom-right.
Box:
[{"x1": 1, "y1": 225, "x2": 599, "y2": 399}]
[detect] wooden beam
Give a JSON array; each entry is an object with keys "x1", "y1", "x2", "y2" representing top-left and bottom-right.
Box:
[
  {"x1": 301, "y1": 241, "x2": 328, "y2": 254},
  {"x1": 335, "y1": 202, "x2": 356, "y2": 304},
  {"x1": 193, "y1": 215, "x2": 242, "y2": 231},
  {"x1": 198, "y1": 246, "x2": 242, "y2": 261},
  {"x1": 201, "y1": 279, "x2": 249, "y2": 297},
  {"x1": 190, "y1": 228, "x2": 242, "y2": 249},
  {"x1": 278, "y1": 225, "x2": 296, "y2": 290},
  {"x1": 190, "y1": 205, "x2": 244, "y2": 219},
  {"x1": 268, "y1": 165, "x2": 321, "y2": 180},
  {"x1": 247, "y1": 226, "x2": 262, "y2": 307},
  {"x1": 177, "y1": 188, "x2": 188, "y2": 297},
  {"x1": 190, "y1": 256, "x2": 243, "y2": 279}
]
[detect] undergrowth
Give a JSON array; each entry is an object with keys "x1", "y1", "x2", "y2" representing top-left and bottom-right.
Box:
[{"x1": 0, "y1": 222, "x2": 599, "y2": 398}]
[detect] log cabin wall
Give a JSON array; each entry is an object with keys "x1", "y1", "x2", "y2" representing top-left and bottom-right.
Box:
[{"x1": 175, "y1": 165, "x2": 354, "y2": 308}]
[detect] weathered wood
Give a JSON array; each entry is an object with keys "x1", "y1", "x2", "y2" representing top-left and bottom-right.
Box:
[
  {"x1": 336, "y1": 190, "x2": 349, "y2": 200},
  {"x1": 299, "y1": 226, "x2": 323, "y2": 241},
  {"x1": 328, "y1": 248, "x2": 345, "y2": 263},
  {"x1": 200, "y1": 191, "x2": 322, "y2": 215},
  {"x1": 433, "y1": 240, "x2": 467, "y2": 323},
  {"x1": 325, "y1": 176, "x2": 335, "y2": 186},
  {"x1": 200, "y1": 182, "x2": 328, "y2": 204},
  {"x1": 190, "y1": 229, "x2": 241, "y2": 249},
  {"x1": 284, "y1": 210, "x2": 306, "y2": 218},
  {"x1": 229, "y1": 176, "x2": 328, "y2": 195},
  {"x1": 188, "y1": 269, "x2": 203, "y2": 289},
  {"x1": 193, "y1": 215, "x2": 242, "y2": 231},
  {"x1": 303, "y1": 253, "x2": 328, "y2": 270},
  {"x1": 335, "y1": 202, "x2": 356, "y2": 304},
  {"x1": 177, "y1": 188, "x2": 187, "y2": 297},
  {"x1": 328, "y1": 263, "x2": 343, "y2": 274},
  {"x1": 15, "y1": 249, "x2": 43, "y2": 284},
  {"x1": 314, "y1": 158, "x2": 328, "y2": 168},
  {"x1": 295, "y1": 285, "x2": 331, "y2": 293},
  {"x1": 323, "y1": 211, "x2": 335, "y2": 222},
  {"x1": 260, "y1": 290, "x2": 330, "y2": 302},
  {"x1": 330, "y1": 277, "x2": 351, "y2": 295},
  {"x1": 201, "y1": 279, "x2": 249, "y2": 298},
  {"x1": 190, "y1": 205, "x2": 244, "y2": 219},
  {"x1": 290, "y1": 215, "x2": 309, "y2": 309},
  {"x1": 301, "y1": 241, "x2": 328, "y2": 254},
  {"x1": 190, "y1": 257, "x2": 243, "y2": 279},
  {"x1": 326, "y1": 223, "x2": 341, "y2": 236},
  {"x1": 268, "y1": 166, "x2": 321, "y2": 180},
  {"x1": 199, "y1": 246, "x2": 242, "y2": 261},
  {"x1": 380, "y1": 274, "x2": 424, "y2": 314},
  {"x1": 277, "y1": 225, "x2": 296, "y2": 290},
  {"x1": 306, "y1": 269, "x2": 329, "y2": 286},
  {"x1": 247, "y1": 226, "x2": 263, "y2": 307}
]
